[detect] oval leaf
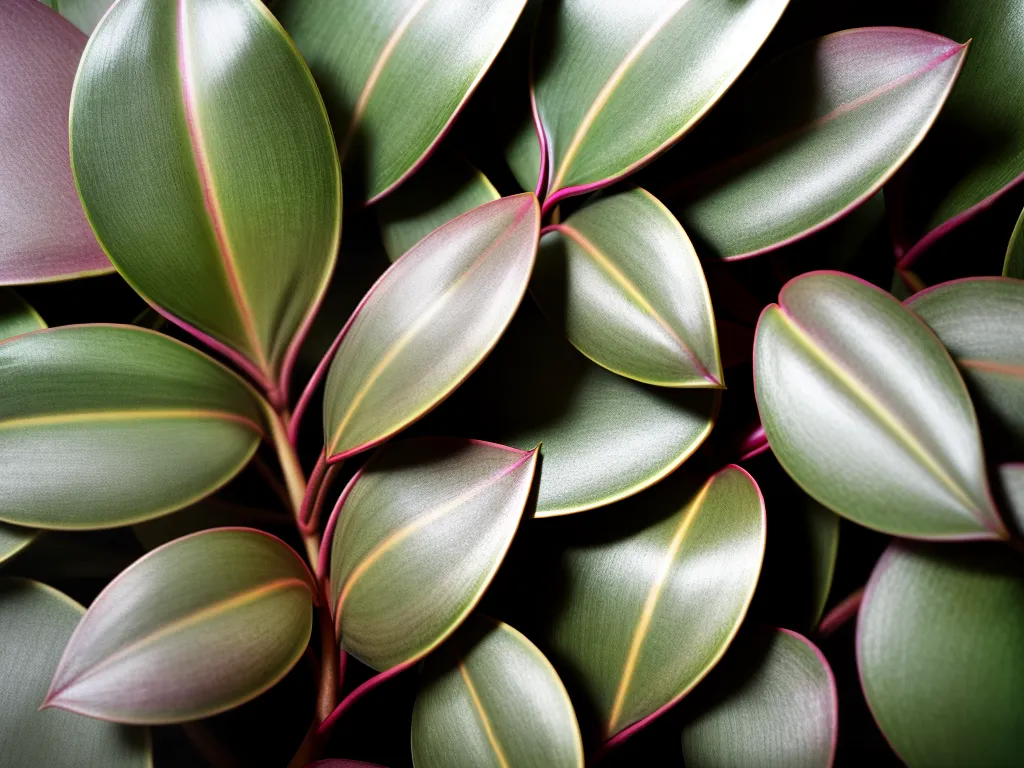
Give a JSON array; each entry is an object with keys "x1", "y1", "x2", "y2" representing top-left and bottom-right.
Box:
[
  {"x1": 71, "y1": 0, "x2": 341, "y2": 394},
  {"x1": 533, "y1": 0, "x2": 788, "y2": 208},
  {"x1": 45, "y1": 528, "x2": 316, "y2": 723},
  {"x1": 0, "y1": 324, "x2": 265, "y2": 529},
  {"x1": 0, "y1": 579, "x2": 151, "y2": 765},
  {"x1": 377, "y1": 155, "x2": 499, "y2": 262},
  {"x1": 39, "y1": 0, "x2": 114, "y2": 33},
  {"x1": 1006, "y1": 206, "x2": 1024, "y2": 279},
  {"x1": 754, "y1": 271, "x2": 1004, "y2": 540},
  {"x1": 323, "y1": 194, "x2": 539, "y2": 461},
  {"x1": 544, "y1": 466, "x2": 765, "y2": 740},
  {"x1": 857, "y1": 543, "x2": 1024, "y2": 766},
  {"x1": 670, "y1": 28, "x2": 966, "y2": 260},
  {"x1": 328, "y1": 438, "x2": 538, "y2": 671},
  {"x1": 278, "y1": 0, "x2": 527, "y2": 203},
  {"x1": 424, "y1": 302, "x2": 719, "y2": 515},
  {"x1": 681, "y1": 627, "x2": 837, "y2": 768},
  {"x1": 412, "y1": 616, "x2": 584, "y2": 768},
  {"x1": 532, "y1": 187, "x2": 722, "y2": 387},
  {"x1": 907, "y1": 277, "x2": 1024, "y2": 455},
  {"x1": 0, "y1": 0, "x2": 111, "y2": 284},
  {"x1": 893, "y1": 0, "x2": 1024, "y2": 263}
]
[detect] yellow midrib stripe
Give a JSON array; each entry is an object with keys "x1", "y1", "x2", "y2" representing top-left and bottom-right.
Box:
[
  {"x1": 548, "y1": 0, "x2": 691, "y2": 193},
  {"x1": 606, "y1": 478, "x2": 710, "y2": 735},
  {"x1": 555, "y1": 222, "x2": 710, "y2": 378},
  {"x1": 459, "y1": 659, "x2": 510, "y2": 768},
  {"x1": 333, "y1": 451, "x2": 533, "y2": 624},
  {"x1": 0, "y1": 408, "x2": 262, "y2": 433},
  {"x1": 50, "y1": 578, "x2": 311, "y2": 699},
  {"x1": 338, "y1": 0, "x2": 433, "y2": 161},
  {"x1": 775, "y1": 307, "x2": 982, "y2": 515}
]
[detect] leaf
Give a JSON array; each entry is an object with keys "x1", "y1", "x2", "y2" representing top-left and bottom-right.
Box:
[
  {"x1": 0, "y1": 0, "x2": 111, "y2": 284},
  {"x1": 411, "y1": 615, "x2": 584, "y2": 768},
  {"x1": 0, "y1": 324, "x2": 265, "y2": 529},
  {"x1": 892, "y1": 0, "x2": 1024, "y2": 265},
  {"x1": 857, "y1": 543, "x2": 1024, "y2": 767},
  {"x1": 533, "y1": 0, "x2": 789, "y2": 208},
  {"x1": 376, "y1": 154, "x2": 499, "y2": 262},
  {"x1": 323, "y1": 194, "x2": 539, "y2": 461},
  {"x1": 0, "y1": 524, "x2": 37, "y2": 565},
  {"x1": 681, "y1": 627, "x2": 837, "y2": 768},
  {"x1": 669, "y1": 27, "x2": 967, "y2": 260},
  {"x1": 277, "y1": 0, "x2": 528, "y2": 203},
  {"x1": 0, "y1": 287, "x2": 46, "y2": 340},
  {"x1": 0, "y1": 579, "x2": 151, "y2": 765},
  {"x1": 908, "y1": 277, "x2": 1024, "y2": 456},
  {"x1": 1006, "y1": 206, "x2": 1024, "y2": 279},
  {"x1": 424, "y1": 301, "x2": 720, "y2": 515},
  {"x1": 45, "y1": 528, "x2": 316, "y2": 724},
  {"x1": 328, "y1": 438, "x2": 538, "y2": 672},
  {"x1": 754, "y1": 271, "x2": 1004, "y2": 540},
  {"x1": 532, "y1": 187, "x2": 722, "y2": 387},
  {"x1": 70, "y1": 0, "x2": 341, "y2": 396},
  {"x1": 998, "y1": 463, "x2": 1024, "y2": 535},
  {"x1": 543, "y1": 466, "x2": 765, "y2": 740},
  {"x1": 39, "y1": 0, "x2": 114, "y2": 33}
]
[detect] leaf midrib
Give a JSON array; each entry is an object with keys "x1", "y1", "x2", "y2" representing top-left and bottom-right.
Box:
[
  {"x1": 457, "y1": 657, "x2": 511, "y2": 768},
  {"x1": 0, "y1": 408, "x2": 263, "y2": 435}
]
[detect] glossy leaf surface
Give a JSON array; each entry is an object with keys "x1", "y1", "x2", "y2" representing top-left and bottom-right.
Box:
[
  {"x1": 425, "y1": 302, "x2": 720, "y2": 515},
  {"x1": 533, "y1": 188, "x2": 722, "y2": 387},
  {"x1": 858, "y1": 544, "x2": 1024, "y2": 766},
  {"x1": 533, "y1": 0, "x2": 789, "y2": 206},
  {"x1": 755, "y1": 272, "x2": 1003, "y2": 539},
  {"x1": 412, "y1": 616, "x2": 584, "y2": 768},
  {"x1": 39, "y1": 0, "x2": 114, "y2": 33},
  {"x1": 0, "y1": 325, "x2": 264, "y2": 529},
  {"x1": 329, "y1": 439, "x2": 538, "y2": 671},
  {"x1": 895, "y1": 0, "x2": 1024, "y2": 260},
  {"x1": 0, "y1": 579, "x2": 151, "y2": 766},
  {"x1": 71, "y1": 0, "x2": 341, "y2": 391},
  {"x1": 908, "y1": 277, "x2": 1024, "y2": 454},
  {"x1": 278, "y1": 0, "x2": 527, "y2": 203},
  {"x1": 671, "y1": 28, "x2": 966, "y2": 259},
  {"x1": 1, "y1": 0, "x2": 111, "y2": 283},
  {"x1": 1006, "y1": 206, "x2": 1024, "y2": 279},
  {"x1": 323, "y1": 194, "x2": 539, "y2": 461},
  {"x1": 682, "y1": 628, "x2": 837, "y2": 768},
  {"x1": 46, "y1": 528, "x2": 316, "y2": 723},
  {"x1": 377, "y1": 155, "x2": 499, "y2": 262},
  {"x1": 545, "y1": 466, "x2": 765, "y2": 739}
]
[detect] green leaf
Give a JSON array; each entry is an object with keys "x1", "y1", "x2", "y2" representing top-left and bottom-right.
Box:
[
  {"x1": 998, "y1": 464, "x2": 1024, "y2": 534},
  {"x1": 328, "y1": 438, "x2": 538, "y2": 672},
  {"x1": 893, "y1": 0, "x2": 1024, "y2": 262},
  {"x1": 532, "y1": 187, "x2": 722, "y2": 387},
  {"x1": 670, "y1": 28, "x2": 967, "y2": 260},
  {"x1": 754, "y1": 272, "x2": 1004, "y2": 540},
  {"x1": 1, "y1": 0, "x2": 112, "y2": 284},
  {"x1": 376, "y1": 155, "x2": 499, "y2": 262},
  {"x1": 908, "y1": 277, "x2": 1024, "y2": 456},
  {"x1": 533, "y1": 0, "x2": 788, "y2": 208},
  {"x1": 277, "y1": 0, "x2": 527, "y2": 203},
  {"x1": 39, "y1": 0, "x2": 114, "y2": 33},
  {"x1": 323, "y1": 194, "x2": 539, "y2": 461},
  {"x1": 858, "y1": 543, "x2": 1024, "y2": 767},
  {"x1": 681, "y1": 627, "x2": 837, "y2": 768},
  {"x1": 71, "y1": 0, "x2": 341, "y2": 395},
  {"x1": 426, "y1": 301, "x2": 720, "y2": 515},
  {"x1": 544, "y1": 466, "x2": 765, "y2": 740},
  {"x1": 0, "y1": 324, "x2": 265, "y2": 529},
  {"x1": 0, "y1": 579, "x2": 151, "y2": 765},
  {"x1": 1007, "y1": 207, "x2": 1024, "y2": 279},
  {"x1": 45, "y1": 528, "x2": 316, "y2": 724},
  {"x1": 0, "y1": 287, "x2": 46, "y2": 340},
  {"x1": 0, "y1": 524, "x2": 37, "y2": 565},
  {"x1": 412, "y1": 615, "x2": 584, "y2": 768}
]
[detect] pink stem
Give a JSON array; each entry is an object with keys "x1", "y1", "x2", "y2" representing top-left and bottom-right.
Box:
[
  {"x1": 298, "y1": 449, "x2": 328, "y2": 528},
  {"x1": 737, "y1": 424, "x2": 769, "y2": 462},
  {"x1": 816, "y1": 588, "x2": 865, "y2": 640},
  {"x1": 316, "y1": 661, "x2": 413, "y2": 737}
]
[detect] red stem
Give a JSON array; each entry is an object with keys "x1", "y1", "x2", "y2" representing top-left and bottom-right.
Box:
[
  {"x1": 816, "y1": 588, "x2": 865, "y2": 640},
  {"x1": 316, "y1": 662, "x2": 413, "y2": 738}
]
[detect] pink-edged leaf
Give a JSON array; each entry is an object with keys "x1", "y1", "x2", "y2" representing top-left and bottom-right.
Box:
[{"x1": 0, "y1": 0, "x2": 110, "y2": 284}]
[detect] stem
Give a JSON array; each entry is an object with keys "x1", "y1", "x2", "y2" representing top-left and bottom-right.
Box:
[
  {"x1": 316, "y1": 662, "x2": 412, "y2": 738},
  {"x1": 263, "y1": 402, "x2": 320, "y2": 565},
  {"x1": 306, "y1": 461, "x2": 342, "y2": 533},
  {"x1": 816, "y1": 588, "x2": 865, "y2": 640},
  {"x1": 298, "y1": 449, "x2": 328, "y2": 528}
]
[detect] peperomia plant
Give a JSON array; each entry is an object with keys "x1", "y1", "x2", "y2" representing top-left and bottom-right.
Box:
[{"x1": 1, "y1": 0, "x2": 1023, "y2": 765}]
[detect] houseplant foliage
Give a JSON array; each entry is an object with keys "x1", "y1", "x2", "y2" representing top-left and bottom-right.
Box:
[{"x1": 1, "y1": 0, "x2": 1022, "y2": 766}]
